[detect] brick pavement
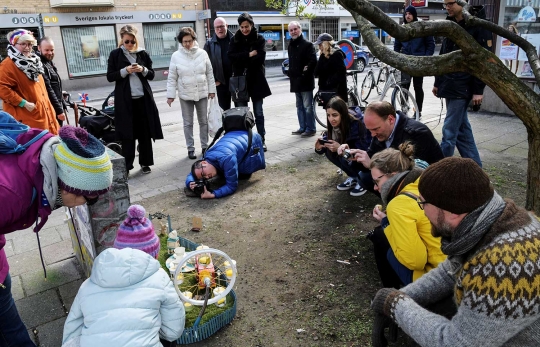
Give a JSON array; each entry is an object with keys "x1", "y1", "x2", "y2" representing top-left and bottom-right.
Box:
[{"x1": 7, "y1": 67, "x2": 528, "y2": 346}]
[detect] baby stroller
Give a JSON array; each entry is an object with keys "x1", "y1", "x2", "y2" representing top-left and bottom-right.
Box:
[{"x1": 63, "y1": 91, "x2": 122, "y2": 154}]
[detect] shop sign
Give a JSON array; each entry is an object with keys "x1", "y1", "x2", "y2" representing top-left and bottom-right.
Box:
[
  {"x1": 517, "y1": 6, "x2": 536, "y2": 22},
  {"x1": 40, "y1": 10, "x2": 197, "y2": 26},
  {"x1": 411, "y1": 0, "x2": 428, "y2": 8},
  {"x1": 342, "y1": 30, "x2": 359, "y2": 37},
  {"x1": 197, "y1": 9, "x2": 211, "y2": 20},
  {"x1": 0, "y1": 14, "x2": 39, "y2": 28}
]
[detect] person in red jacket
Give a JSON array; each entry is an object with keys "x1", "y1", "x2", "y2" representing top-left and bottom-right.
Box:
[{"x1": 0, "y1": 113, "x2": 113, "y2": 346}]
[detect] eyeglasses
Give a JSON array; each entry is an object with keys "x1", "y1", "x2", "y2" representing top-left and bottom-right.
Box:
[
  {"x1": 84, "y1": 196, "x2": 99, "y2": 206},
  {"x1": 124, "y1": 40, "x2": 136, "y2": 45},
  {"x1": 443, "y1": 1, "x2": 456, "y2": 8},
  {"x1": 215, "y1": 25, "x2": 226, "y2": 30},
  {"x1": 16, "y1": 42, "x2": 33, "y2": 48},
  {"x1": 372, "y1": 173, "x2": 390, "y2": 188},
  {"x1": 182, "y1": 39, "x2": 194, "y2": 45},
  {"x1": 417, "y1": 197, "x2": 429, "y2": 210}
]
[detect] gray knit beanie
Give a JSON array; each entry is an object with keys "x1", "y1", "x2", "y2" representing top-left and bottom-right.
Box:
[{"x1": 418, "y1": 157, "x2": 493, "y2": 214}]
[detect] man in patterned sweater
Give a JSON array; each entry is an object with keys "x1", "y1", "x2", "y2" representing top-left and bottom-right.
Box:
[{"x1": 371, "y1": 157, "x2": 540, "y2": 346}]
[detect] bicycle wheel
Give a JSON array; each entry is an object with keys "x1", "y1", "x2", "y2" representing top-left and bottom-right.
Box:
[
  {"x1": 391, "y1": 87, "x2": 419, "y2": 121},
  {"x1": 171, "y1": 248, "x2": 237, "y2": 306},
  {"x1": 347, "y1": 90, "x2": 360, "y2": 107},
  {"x1": 361, "y1": 72, "x2": 374, "y2": 102},
  {"x1": 376, "y1": 67, "x2": 389, "y2": 95},
  {"x1": 313, "y1": 93, "x2": 327, "y2": 128}
]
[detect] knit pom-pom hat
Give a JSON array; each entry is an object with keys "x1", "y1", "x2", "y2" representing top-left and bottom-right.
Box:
[
  {"x1": 54, "y1": 126, "x2": 113, "y2": 196},
  {"x1": 114, "y1": 205, "x2": 160, "y2": 258}
]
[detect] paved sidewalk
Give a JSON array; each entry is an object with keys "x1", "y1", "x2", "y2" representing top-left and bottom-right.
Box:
[{"x1": 7, "y1": 70, "x2": 529, "y2": 346}]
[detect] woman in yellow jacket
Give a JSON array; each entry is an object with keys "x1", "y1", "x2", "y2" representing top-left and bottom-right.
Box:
[{"x1": 367, "y1": 141, "x2": 446, "y2": 288}]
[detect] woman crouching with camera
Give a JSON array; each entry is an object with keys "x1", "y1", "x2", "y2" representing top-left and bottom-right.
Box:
[
  {"x1": 367, "y1": 142, "x2": 446, "y2": 289},
  {"x1": 314, "y1": 96, "x2": 369, "y2": 196}
]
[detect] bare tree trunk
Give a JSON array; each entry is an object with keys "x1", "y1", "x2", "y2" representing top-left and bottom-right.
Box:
[{"x1": 527, "y1": 129, "x2": 540, "y2": 213}]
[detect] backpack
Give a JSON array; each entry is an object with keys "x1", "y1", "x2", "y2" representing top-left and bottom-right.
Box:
[
  {"x1": 205, "y1": 106, "x2": 255, "y2": 164},
  {"x1": 0, "y1": 111, "x2": 49, "y2": 154}
]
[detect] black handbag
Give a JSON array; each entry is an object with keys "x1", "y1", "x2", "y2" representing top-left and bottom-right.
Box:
[
  {"x1": 229, "y1": 69, "x2": 249, "y2": 103},
  {"x1": 316, "y1": 90, "x2": 337, "y2": 108}
]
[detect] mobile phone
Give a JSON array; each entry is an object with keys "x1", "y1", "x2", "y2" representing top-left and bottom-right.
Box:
[
  {"x1": 131, "y1": 63, "x2": 138, "y2": 67},
  {"x1": 318, "y1": 139, "x2": 331, "y2": 145}
]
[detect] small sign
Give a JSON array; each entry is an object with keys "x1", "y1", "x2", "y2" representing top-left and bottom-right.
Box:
[
  {"x1": 342, "y1": 30, "x2": 359, "y2": 38},
  {"x1": 192, "y1": 217, "x2": 202, "y2": 232},
  {"x1": 411, "y1": 0, "x2": 428, "y2": 8},
  {"x1": 262, "y1": 32, "x2": 280, "y2": 40},
  {"x1": 197, "y1": 9, "x2": 211, "y2": 21}
]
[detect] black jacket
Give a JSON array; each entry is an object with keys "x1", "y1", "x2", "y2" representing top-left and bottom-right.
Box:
[
  {"x1": 287, "y1": 35, "x2": 317, "y2": 93},
  {"x1": 366, "y1": 112, "x2": 443, "y2": 171},
  {"x1": 204, "y1": 30, "x2": 234, "y2": 86},
  {"x1": 315, "y1": 49, "x2": 347, "y2": 102},
  {"x1": 106, "y1": 48, "x2": 163, "y2": 141},
  {"x1": 37, "y1": 52, "x2": 65, "y2": 116},
  {"x1": 434, "y1": 6, "x2": 492, "y2": 99},
  {"x1": 228, "y1": 28, "x2": 272, "y2": 100}
]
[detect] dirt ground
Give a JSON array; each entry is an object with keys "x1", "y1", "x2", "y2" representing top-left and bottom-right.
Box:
[{"x1": 142, "y1": 149, "x2": 528, "y2": 347}]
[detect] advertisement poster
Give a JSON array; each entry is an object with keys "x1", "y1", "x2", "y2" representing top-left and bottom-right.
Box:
[
  {"x1": 80, "y1": 35, "x2": 100, "y2": 59},
  {"x1": 412, "y1": 0, "x2": 428, "y2": 8},
  {"x1": 500, "y1": 45, "x2": 519, "y2": 60},
  {"x1": 518, "y1": 34, "x2": 540, "y2": 61}
]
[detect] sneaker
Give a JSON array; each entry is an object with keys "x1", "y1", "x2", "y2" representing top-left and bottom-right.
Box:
[
  {"x1": 188, "y1": 150, "x2": 196, "y2": 159},
  {"x1": 350, "y1": 183, "x2": 367, "y2": 196},
  {"x1": 337, "y1": 177, "x2": 357, "y2": 191},
  {"x1": 142, "y1": 166, "x2": 151, "y2": 174}
]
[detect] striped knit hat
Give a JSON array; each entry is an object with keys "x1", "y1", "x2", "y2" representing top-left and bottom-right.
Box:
[
  {"x1": 54, "y1": 126, "x2": 112, "y2": 196},
  {"x1": 114, "y1": 205, "x2": 160, "y2": 258}
]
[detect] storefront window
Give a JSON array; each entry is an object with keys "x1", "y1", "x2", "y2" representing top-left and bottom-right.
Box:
[
  {"x1": 501, "y1": 0, "x2": 540, "y2": 77},
  {"x1": 258, "y1": 24, "x2": 284, "y2": 52},
  {"x1": 61, "y1": 26, "x2": 116, "y2": 78},
  {"x1": 143, "y1": 22, "x2": 194, "y2": 69}
]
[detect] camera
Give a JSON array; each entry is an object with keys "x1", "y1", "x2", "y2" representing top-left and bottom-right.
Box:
[
  {"x1": 193, "y1": 179, "x2": 210, "y2": 196},
  {"x1": 342, "y1": 149, "x2": 352, "y2": 160},
  {"x1": 472, "y1": 103, "x2": 481, "y2": 112},
  {"x1": 318, "y1": 139, "x2": 330, "y2": 145}
]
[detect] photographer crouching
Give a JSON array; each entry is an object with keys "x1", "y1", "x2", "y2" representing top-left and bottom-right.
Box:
[
  {"x1": 185, "y1": 130, "x2": 266, "y2": 199},
  {"x1": 314, "y1": 97, "x2": 370, "y2": 197}
]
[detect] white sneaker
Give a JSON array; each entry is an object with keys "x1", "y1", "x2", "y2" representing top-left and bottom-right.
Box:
[
  {"x1": 337, "y1": 177, "x2": 357, "y2": 191},
  {"x1": 350, "y1": 183, "x2": 367, "y2": 196}
]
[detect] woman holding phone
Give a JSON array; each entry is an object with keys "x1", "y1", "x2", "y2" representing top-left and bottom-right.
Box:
[
  {"x1": 107, "y1": 24, "x2": 163, "y2": 175},
  {"x1": 314, "y1": 96, "x2": 370, "y2": 196}
]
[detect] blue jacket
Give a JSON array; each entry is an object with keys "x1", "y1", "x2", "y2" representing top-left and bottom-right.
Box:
[
  {"x1": 394, "y1": 6, "x2": 435, "y2": 57},
  {"x1": 62, "y1": 248, "x2": 185, "y2": 347},
  {"x1": 185, "y1": 130, "x2": 266, "y2": 198}
]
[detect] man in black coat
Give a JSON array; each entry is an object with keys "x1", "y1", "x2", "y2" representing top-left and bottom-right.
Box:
[
  {"x1": 37, "y1": 37, "x2": 67, "y2": 126},
  {"x1": 204, "y1": 17, "x2": 234, "y2": 111},
  {"x1": 287, "y1": 21, "x2": 317, "y2": 137},
  {"x1": 342, "y1": 101, "x2": 443, "y2": 194}
]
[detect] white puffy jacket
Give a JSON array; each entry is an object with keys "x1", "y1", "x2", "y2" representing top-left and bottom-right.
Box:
[
  {"x1": 62, "y1": 248, "x2": 185, "y2": 347},
  {"x1": 166, "y1": 41, "x2": 216, "y2": 101}
]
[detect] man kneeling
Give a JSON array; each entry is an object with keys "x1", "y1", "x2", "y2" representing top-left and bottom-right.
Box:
[{"x1": 185, "y1": 130, "x2": 266, "y2": 199}]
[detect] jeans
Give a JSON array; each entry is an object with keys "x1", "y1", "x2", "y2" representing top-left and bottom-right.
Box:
[
  {"x1": 0, "y1": 274, "x2": 36, "y2": 347},
  {"x1": 180, "y1": 98, "x2": 209, "y2": 151},
  {"x1": 401, "y1": 74, "x2": 425, "y2": 112},
  {"x1": 295, "y1": 91, "x2": 316, "y2": 132},
  {"x1": 325, "y1": 152, "x2": 362, "y2": 178},
  {"x1": 387, "y1": 249, "x2": 413, "y2": 286},
  {"x1": 441, "y1": 98, "x2": 482, "y2": 167},
  {"x1": 235, "y1": 98, "x2": 265, "y2": 137},
  {"x1": 216, "y1": 84, "x2": 232, "y2": 111}
]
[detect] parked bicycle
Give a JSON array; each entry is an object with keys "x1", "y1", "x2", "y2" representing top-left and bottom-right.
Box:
[
  {"x1": 361, "y1": 63, "x2": 419, "y2": 120},
  {"x1": 360, "y1": 62, "x2": 388, "y2": 102},
  {"x1": 313, "y1": 69, "x2": 363, "y2": 128}
]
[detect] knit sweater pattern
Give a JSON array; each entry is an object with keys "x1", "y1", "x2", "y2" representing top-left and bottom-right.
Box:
[{"x1": 389, "y1": 201, "x2": 540, "y2": 346}]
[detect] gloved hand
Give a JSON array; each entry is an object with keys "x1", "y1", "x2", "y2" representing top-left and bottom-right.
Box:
[
  {"x1": 372, "y1": 288, "x2": 401, "y2": 316},
  {"x1": 372, "y1": 312, "x2": 399, "y2": 347}
]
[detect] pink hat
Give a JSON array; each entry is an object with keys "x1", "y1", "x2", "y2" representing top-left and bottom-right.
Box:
[{"x1": 114, "y1": 205, "x2": 160, "y2": 258}]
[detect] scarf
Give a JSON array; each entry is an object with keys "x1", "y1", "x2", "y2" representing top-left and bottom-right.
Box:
[
  {"x1": 443, "y1": 192, "x2": 506, "y2": 273},
  {"x1": 7, "y1": 44, "x2": 44, "y2": 82}
]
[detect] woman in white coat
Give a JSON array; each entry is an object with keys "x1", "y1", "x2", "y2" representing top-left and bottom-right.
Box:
[{"x1": 166, "y1": 27, "x2": 216, "y2": 159}]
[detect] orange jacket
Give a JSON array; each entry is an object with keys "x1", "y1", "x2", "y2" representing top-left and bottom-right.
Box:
[{"x1": 0, "y1": 58, "x2": 59, "y2": 134}]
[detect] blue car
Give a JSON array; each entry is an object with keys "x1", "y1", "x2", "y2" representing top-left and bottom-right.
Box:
[{"x1": 282, "y1": 44, "x2": 369, "y2": 77}]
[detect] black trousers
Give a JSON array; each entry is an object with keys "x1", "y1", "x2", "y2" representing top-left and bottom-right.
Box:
[
  {"x1": 367, "y1": 226, "x2": 403, "y2": 289},
  {"x1": 122, "y1": 97, "x2": 154, "y2": 171},
  {"x1": 401, "y1": 74, "x2": 425, "y2": 113},
  {"x1": 216, "y1": 83, "x2": 232, "y2": 111},
  {"x1": 160, "y1": 338, "x2": 177, "y2": 347}
]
